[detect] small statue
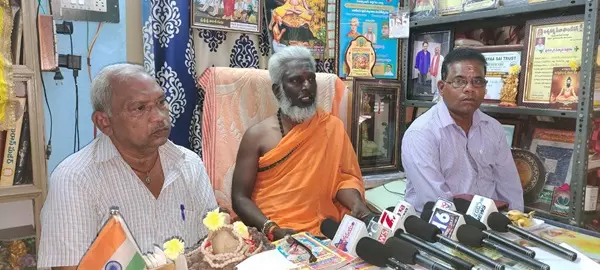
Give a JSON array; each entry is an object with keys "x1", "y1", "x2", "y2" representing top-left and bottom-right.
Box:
[
  {"x1": 507, "y1": 210, "x2": 536, "y2": 228},
  {"x1": 499, "y1": 65, "x2": 521, "y2": 107}
]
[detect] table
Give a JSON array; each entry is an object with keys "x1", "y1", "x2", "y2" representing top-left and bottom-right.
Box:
[{"x1": 363, "y1": 180, "x2": 600, "y2": 269}]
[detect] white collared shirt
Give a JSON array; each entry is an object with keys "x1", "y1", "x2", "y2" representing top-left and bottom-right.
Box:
[{"x1": 38, "y1": 135, "x2": 217, "y2": 268}]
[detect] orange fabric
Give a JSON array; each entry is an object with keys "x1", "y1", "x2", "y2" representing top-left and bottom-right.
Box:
[
  {"x1": 198, "y1": 68, "x2": 351, "y2": 212},
  {"x1": 251, "y1": 110, "x2": 364, "y2": 236}
]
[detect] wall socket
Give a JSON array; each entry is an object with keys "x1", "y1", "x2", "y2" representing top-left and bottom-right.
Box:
[
  {"x1": 61, "y1": 0, "x2": 107, "y2": 13},
  {"x1": 51, "y1": 0, "x2": 119, "y2": 23}
]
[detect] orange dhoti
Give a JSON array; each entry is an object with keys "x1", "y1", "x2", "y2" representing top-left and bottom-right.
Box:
[{"x1": 251, "y1": 110, "x2": 364, "y2": 236}]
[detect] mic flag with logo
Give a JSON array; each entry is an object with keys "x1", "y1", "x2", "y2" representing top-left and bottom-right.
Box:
[{"x1": 78, "y1": 210, "x2": 146, "y2": 270}]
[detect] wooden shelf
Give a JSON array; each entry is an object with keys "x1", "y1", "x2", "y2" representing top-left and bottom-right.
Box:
[{"x1": 0, "y1": 184, "x2": 42, "y2": 203}]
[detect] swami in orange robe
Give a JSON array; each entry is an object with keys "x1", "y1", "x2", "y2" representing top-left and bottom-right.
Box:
[{"x1": 251, "y1": 110, "x2": 365, "y2": 236}]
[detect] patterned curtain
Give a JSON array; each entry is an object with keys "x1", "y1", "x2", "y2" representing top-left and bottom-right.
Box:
[
  {"x1": 142, "y1": 1, "x2": 335, "y2": 157},
  {"x1": 142, "y1": 0, "x2": 198, "y2": 149}
]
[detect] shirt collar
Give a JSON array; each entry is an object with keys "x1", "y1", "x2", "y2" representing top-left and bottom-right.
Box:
[
  {"x1": 95, "y1": 134, "x2": 185, "y2": 166},
  {"x1": 436, "y1": 100, "x2": 486, "y2": 128}
]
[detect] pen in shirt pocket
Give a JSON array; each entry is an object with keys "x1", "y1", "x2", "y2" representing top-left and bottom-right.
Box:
[{"x1": 180, "y1": 204, "x2": 186, "y2": 221}]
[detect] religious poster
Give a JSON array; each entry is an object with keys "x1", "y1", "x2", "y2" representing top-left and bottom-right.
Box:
[
  {"x1": 520, "y1": 16, "x2": 584, "y2": 107},
  {"x1": 338, "y1": 0, "x2": 400, "y2": 79},
  {"x1": 550, "y1": 67, "x2": 579, "y2": 109},
  {"x1": 265, "y1": 0, "x2": 331, "y2": 59},
  {"x1": 345, "y1": 36, "x2": 377, "y2": 77},
  {"x1": 191, "y1": 0, "x2": 262, "y2": 33}
]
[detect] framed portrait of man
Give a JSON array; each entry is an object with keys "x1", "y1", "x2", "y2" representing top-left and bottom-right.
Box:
[{"x1": 408, "y1": 30, "x2": 453, "y2": 101}]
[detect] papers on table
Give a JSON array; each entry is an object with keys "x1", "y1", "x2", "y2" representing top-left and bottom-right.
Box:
[
  {"x1": 521, "y1": 243, "x2": 600, "y2": 270},
  {"x1": 235, "y1": 249, "x2": 301, "y2": 270}
]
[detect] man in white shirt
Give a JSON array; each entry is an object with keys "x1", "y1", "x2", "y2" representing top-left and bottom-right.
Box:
[{"x1": 38, "y1": 64, "x2": 218, "y2": 269}]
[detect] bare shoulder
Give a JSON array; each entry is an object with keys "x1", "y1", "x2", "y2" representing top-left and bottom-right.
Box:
[{"x1": 243, "y1": 115, "x2": 278, "y2": 142}]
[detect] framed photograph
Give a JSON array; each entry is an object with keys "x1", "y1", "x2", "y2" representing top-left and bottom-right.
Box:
[
  {"x1": 265, "y1": 0, "x2": 332, "y2": 58},
  {"x1": 519, "y1": 15, "x2": 584, "y2": 108},
  {"x1": 528, "y1": 128, "x2": 575, "y2": 187},
  {"x1": 498, "y1": 118, "x2": 523, "y2": 148},
  {"x1": 472, "y1": 45, "x2": 523, "y2": 103},
  {"x1": 408, "y1": 30, "x2": 453, "y2": 100},
  {"x1": 351, "y1": 79, "x2": 403, "y2": 174},
  {"x1": 337, "y1": 0, "x2": 400, "y2": 79},
  {"x1": 191, "y1": 0, "x2": 262, "y2": 33}
]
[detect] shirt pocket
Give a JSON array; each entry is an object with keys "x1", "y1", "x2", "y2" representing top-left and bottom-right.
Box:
[
  {"x1": 180, "y1": 209, "x2": 203, "y2": 246},
  {"x1": 478, "y1": 147, "x2": 498, "y2": 187}
]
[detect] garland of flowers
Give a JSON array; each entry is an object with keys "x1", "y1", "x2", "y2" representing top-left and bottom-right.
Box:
[{"x1": 198, "y1": 208, "x2": 264, "y2": 268}]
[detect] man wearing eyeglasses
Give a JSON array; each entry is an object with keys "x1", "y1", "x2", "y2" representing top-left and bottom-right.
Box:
[{"x1": 401, "y1": 48, "x2": 524, "y2": 212}]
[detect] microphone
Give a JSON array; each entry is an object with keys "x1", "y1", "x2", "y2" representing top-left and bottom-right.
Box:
[
  {"x1": 320, "y1": 215, "x2": 369, "y2": 257},
  {"x1": 393, "y1": 230, "x2": 474, "y2": 270},
  {"x1": 355, "y1": 237, "x2": 415, "y2": 270},
  {"x1": 487, "y1": 212, "x2": 578, "y2": 261},
  {"x1": 385, "y1": 237, "x2": 453, "y2": 270},
  {"x1": 463, "y1": 215, "x2": 536, "y2": 258},
  {"x1": 427, "y1": 206, "x2": 466, "y2": 241},
  {"x1": 456, "y1": 224, "x2": 550, "y2": 270},
  {"x1": 423, "y1": 202, "x2": 536, "y2": 258},
  {"x1": 466, "y1": 195, "x2": 498, "y2": 230},
  {"x1": 404, "y1": 216, "x2": 506, "y2": 270}
]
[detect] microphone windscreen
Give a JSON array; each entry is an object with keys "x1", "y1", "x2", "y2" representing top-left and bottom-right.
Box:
[
  {"x1": 456, "y1": 224, "x2": 484, "y2": 248},
  {"x1": 420, "y1": 202, "x2": 435, "y2": 221},
  {"x1": 320, "y1": 218, "x2": 339, "y2": 239},
  {"x1": 356, "y1": 238, "x2": 389, "y2": 267},
  {"x1": 362, "y1": 213, "x2": 380, "y2": 225},
  {"x1": 384, "y1": 237, "x2": 418, "y2": 264},
  {"x1": 404, "y1": 216, "x2": 440, "y2": 243},
  {"x1": 453, "y1": 198, "x2": 470, "y2": 214},
  {"x1": 464, "y1": 215, "x2": 487, "y2": 231},
  {"x1": 487, "y1": 212, "x2": 511, "y2": 232}
]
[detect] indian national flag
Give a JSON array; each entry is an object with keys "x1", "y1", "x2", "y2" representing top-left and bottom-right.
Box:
[{"x1": 78, "y1": 215, "x2": 146, "y2": 270}]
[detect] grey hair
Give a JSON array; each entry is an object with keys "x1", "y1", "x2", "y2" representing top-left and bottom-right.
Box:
[
  {"x1": 90, "y1": 63, "x2": 152, "y2": 115},
  {"x1": 268, "y1": 46, "x2": 316, "y2": 85}
]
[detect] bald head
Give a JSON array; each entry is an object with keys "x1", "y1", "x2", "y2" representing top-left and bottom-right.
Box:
[{"x1": 91, "y1": 63, "x2": 154, "y2": 116}]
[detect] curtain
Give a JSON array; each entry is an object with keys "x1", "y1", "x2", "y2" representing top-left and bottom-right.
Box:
[
  {"x1": 142, "y1": 0, "x2": 198, "y2": 149},
  {"x1": 142, "y1": 1, "x2": 335, "y2": 157}
]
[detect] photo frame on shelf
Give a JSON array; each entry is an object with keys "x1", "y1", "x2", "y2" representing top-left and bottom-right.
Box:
[
  {"x1": 498, "y1": 118, "x2": 523, "y2": 148},
  {"x1": 528, "y1": 127, "x2": 575, "y2": 187},
  {"x1": 519, "y1": 15, "x2": 584, "y2": 108},
  {"x1": 408, "y1": 30, "x2": 454, "y2": 100},
  {"x1": 351, "y1": 79, "x2": 403, "y2": 174},
  {"x1": 472, "y1": 45, "x2": 523, "y2": 104}
]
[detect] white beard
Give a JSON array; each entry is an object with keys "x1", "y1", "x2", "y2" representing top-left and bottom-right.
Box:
[{"x1": 278, "y1": 86, "x2": 317, "y2": 123}]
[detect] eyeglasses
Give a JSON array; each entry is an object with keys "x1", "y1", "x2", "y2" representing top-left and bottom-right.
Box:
[
  {"x1": 444, "y1": 77, "x2": 488, "y2": 89},
  {"x1": 285, "y1": 235, "x2": 317, "y2": 263}
]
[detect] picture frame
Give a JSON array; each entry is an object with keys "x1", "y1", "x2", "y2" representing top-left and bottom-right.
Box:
[
  {"x1": 337, "y1": 0, "x2": 400, "y2": 79},
  {"x1": 191, "y1": 0, "x2": 262, "y2": 33},
  {"x1": 498, "y1": 118, "x2": 523, "y2": 148},
  {"x1": 264, "y1": 0, "x2": 333, "y2": 59},
  {"x1": 518, "y1": 15, "x2": 584, "y2": 108},
  {"x1": 528, "y1": 127, "x2": 575, "y2": 187},
  {"x1": 351, "y1": 78, "x2": 403, "y2": 174},
  {"x1": 472, "y1": 45, "x2": 523, "y2": 104},
  {"x1": 408, "y1": 30, "x2": 454, "y2": 101},
  {"x1": 345, "y1": 35, "x2": 377, "y2": 78}
]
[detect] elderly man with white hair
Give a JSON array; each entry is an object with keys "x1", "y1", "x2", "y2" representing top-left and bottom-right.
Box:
[
  {"x1": 38, "y1": 63, "x2": 217, "y2": 269},
  {"x1": 231, "y1": 46, "x2": 369, "y2": 241}
]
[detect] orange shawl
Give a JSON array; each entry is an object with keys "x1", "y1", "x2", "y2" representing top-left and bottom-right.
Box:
[{"x1": 251, "y1": 110, "x2": 364, "y2": 236}]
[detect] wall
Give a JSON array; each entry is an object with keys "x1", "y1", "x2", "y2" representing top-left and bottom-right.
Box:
[{"x1": 43, "y1": 0, "x2": 128, "y2": 172}]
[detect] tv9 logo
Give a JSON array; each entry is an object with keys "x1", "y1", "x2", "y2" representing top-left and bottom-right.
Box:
[{"x1": 429, "y1": 208, "x2": 459, "y2": 237}]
